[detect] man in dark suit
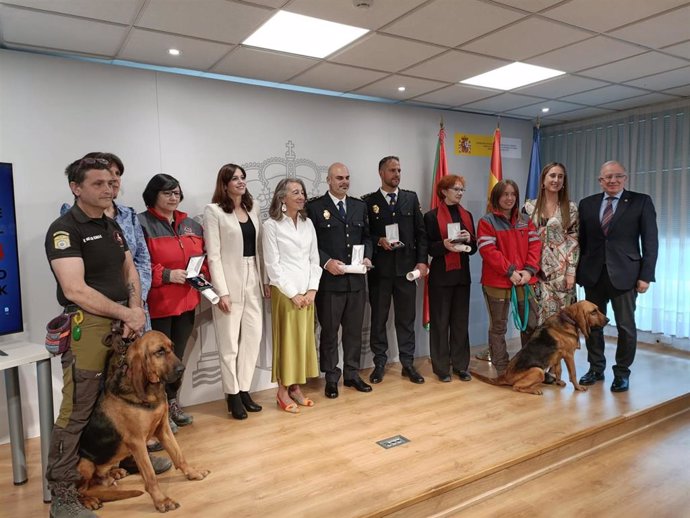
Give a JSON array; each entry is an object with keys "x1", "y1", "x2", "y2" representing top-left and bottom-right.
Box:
[
  {"x1": 307, "y1": 162, "x2": 374, "y2": 399},
  {"x1": 577, "y1": 160, "x2": 658, "y2": 393},
  {"x1": 363, "y1": 156, "x2": 428, "y2": 384}
]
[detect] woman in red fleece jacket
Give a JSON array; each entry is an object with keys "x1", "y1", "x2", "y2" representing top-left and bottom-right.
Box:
[
  {"x1": 138, "y1": 173, "x2": 206, "y2": 432},
  {"x1": 477, "y1": 179, "x2": 541, "y2": 374}
]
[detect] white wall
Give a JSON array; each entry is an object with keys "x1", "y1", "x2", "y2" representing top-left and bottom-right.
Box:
[{"x1": 0, "y1": 49, "x2": 533, "y2": 443}]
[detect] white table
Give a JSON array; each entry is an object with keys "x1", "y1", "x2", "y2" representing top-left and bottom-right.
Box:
[{"x1": 0, "y1": 341, "x2": 54, "y2": 502}]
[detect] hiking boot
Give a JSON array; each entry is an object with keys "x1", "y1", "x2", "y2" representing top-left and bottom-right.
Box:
[
  {"x1": 169, "y1": 399, "x2": 193, "y2": 426},
  {"x1": 474, "y1": 348, "x2": 492, "y2": 361},
  {"x1": 168, "y1": 415, "x2": 178, "y2": 434},
  {"x1": 120, "y1": 454, "x2": 173, "y2": 475},
  {"x1": 49, "y1": 483, "x2": 98, "y2": 518}
]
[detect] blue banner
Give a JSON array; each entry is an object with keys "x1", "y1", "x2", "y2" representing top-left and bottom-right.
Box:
[{"x1": 526, "y1": 126, "x2": 541, "y2": 200}]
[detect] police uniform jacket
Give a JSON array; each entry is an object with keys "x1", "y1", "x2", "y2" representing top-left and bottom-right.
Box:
[
  {"x1": 306, "y1": 193, "x2": 372, "y2": 292},
  {"x1": 362, "y1": 189, "x2": 427, "y2": 278}
]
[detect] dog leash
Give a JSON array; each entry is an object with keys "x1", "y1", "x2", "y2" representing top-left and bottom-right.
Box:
[{"x1": 510, "y1": 285, "x2": 532, "y2": 332}]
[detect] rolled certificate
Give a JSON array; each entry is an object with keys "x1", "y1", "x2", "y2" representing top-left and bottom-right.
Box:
[
  {"x1": 406, "y1": 269, "x2": 421, "y2": 281},
  {"x1": 201, "y1": 288, "x2": 220, "y2": 305},
  {"x1": 453, "y1": 244, "x2": 472, "y2": 253},
  {"x1": 341, "y1": 264, "x2": 367, "y2": 274}
]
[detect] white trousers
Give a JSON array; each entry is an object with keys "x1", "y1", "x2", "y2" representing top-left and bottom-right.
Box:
[{"x1": 212, "y1": 257, "x2": 263, "y2": 394}]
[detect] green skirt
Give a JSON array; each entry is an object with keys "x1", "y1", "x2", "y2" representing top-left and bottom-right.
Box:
[{"x1": 270, "y1": 286, "x2": 319, "y2": 386}]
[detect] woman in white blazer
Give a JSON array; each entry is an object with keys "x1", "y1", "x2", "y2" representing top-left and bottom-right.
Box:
[{"x1": 204, "y1": 164, "x2": 268, "y2": 420}]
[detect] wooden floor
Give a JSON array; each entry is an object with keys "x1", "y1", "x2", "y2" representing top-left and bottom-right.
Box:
[{"x1": 1, "y1": 341, "x2": 689, "y2": 518}]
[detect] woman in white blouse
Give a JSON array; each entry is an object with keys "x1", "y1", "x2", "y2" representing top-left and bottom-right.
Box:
[
  {"x1": 262, "y1": 178, "x2": 322, "y2": 413},
  {"x1": 204, "y1": 164, "x2": 269, "y2": 420}
]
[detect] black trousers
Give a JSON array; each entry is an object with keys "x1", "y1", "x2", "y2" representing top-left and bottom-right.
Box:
[
  {"x1": 315, "y1": 289, "x2": 365, "y2": 383},
  {"x1": 429, "y1": 282, "x2": 471, "y2": 377},
  {"x1": 584, "y1": 267, "x2": 638, "y2": 378},
  {"x1": 368, "y1": 274, "x2": 417, "y2": 368},
  {"x1": 151, "y1": 309, "x2": 195, "y2": 400}
]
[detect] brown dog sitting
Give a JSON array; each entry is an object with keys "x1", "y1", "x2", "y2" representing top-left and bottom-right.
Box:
[
  {"x1": 76, "y1": 330, "x2": 210, "y2": 512},
  {"x1": 472, "y1": 300, "x2": 609, "y2": 395}
]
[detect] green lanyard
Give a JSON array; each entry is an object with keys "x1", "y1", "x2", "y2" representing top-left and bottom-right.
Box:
[{"x1": 510, "y1": 285, "x2": 531, "y2": 332}]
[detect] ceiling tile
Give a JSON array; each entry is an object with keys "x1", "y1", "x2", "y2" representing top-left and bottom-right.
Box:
[
  {"x1": 541, "y1": 0, "x2": 689, "y2": 32},
  {"x1": 514, "y1": 74, "x2": 608, "y2": 98},
  {"x1": 555, "y1": 107, "x2": 616, "y2": 121},
  {"x1": 329, "y1": 33, "x2": 443, "y2": 72},
  {"x1": 285, "y1": 0, "x2": 427, "y2": 30},
  {"x1": 0, "y1": 0, "x2": 141, "y2": 23},
  {"x1": 411, "y1": 84, "x2": 498, "y2": 106},
  {"x1": 609, "y1": 5, "x2": 690, "y2": 49},
  {"x1": 211, "y1": 47, "x2": 317, "y2": 82},
  {"x1": 0, "y1": 6, "x2": 127, "y2": 56},
  {"x1": 119, "y1": 28, "x2": 233, "y2": 69},
  {"x1": 560, "y1": 84, "x2": 649, "y2": 105},
  {"x1": 136, "y1": 0, "x2": 270, "y2": 44},
  {"x1": 579, "y1": 52, "x2": 689, "y2": 83},
  {"x1": 624, "y1": 66, "x2": 690, "y2": 91},
  {"x1": 506, "y1": 100, "x2": 586, "y2": 117},
  {"x1": 461, "y1": 17, "x2": 592, "y2": 61},
  {"x1": 491, "y1": 0, "x2": 564, "y2": 13},
  {"x1": 528, "y1": 36, "x2": 644, "y2": 72},
  {"x1": 381, "y1": 0, "x2": 525, "y2": 47},
  {"x1": 661, "y1": 41, "x2": 690, "y2": 59},
  {"x1": 353, "y1": 75, "x2": 447, "y2": 100},
  {"x1": 460, "y1": 92, "x2": 547, "y2": 112},
  {"x1": 663, "y1": 84, "x2": 690, "y2": 96},
  {"x1": 288, "y1": 62, "x2": 388, "y2": 92},
  {"x1": 241, "y1": 0, "x2": 286, "y2": 7},
  {"x1": 599, "y1": 92, "x2": 681, "y2": 110},
  {"x1": 403, "y1": 50, "x2": 507, "y2": 83}
]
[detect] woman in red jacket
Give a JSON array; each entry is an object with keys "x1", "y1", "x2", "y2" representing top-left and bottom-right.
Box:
[
  {"x1": 477, "y1": 179, "x2": 541, "y2": 374},
  {"x1": 138, "y1": 174, "x2": 206, "y2": 432}
]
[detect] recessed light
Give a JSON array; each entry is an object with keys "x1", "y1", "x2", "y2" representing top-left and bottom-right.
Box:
[
  {"x1": 460, "y1": 62, "x2": 564, "y2": 91},
  {"x1": 398, "y1": 86, "x2": 406, "y2": 92},
  {"x1": 541, "y1": 107, "x2": 550, "y2": 113},
  {"x1": 168, "y1": 49, "x2": 180, "y2": 56},
  {"x1": 243, "y1": 10, "x2": 368, "y2": 59}
]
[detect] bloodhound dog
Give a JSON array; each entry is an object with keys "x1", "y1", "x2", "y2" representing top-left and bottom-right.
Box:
[
  {"x1": 76, "y1": 330, "x2": 210, "y2": 512},
  {"x1": 472, "y1": 300, "x2": 609, "y2": 395}
]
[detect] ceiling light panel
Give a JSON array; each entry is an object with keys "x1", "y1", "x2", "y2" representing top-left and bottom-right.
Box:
[
  {"x1": 461, "y1": 62, "x2": 565, "y2": 90},
  {"x1": 242, "y1": 11, "x2": 368, "y2": 59}
]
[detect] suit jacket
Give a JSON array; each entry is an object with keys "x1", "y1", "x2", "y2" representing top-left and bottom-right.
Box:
[
  {"x1": 203, "y1": 203, "x2": 265, "y2": 303},
  {"x1": 577, "y1": 189, "x2": 658, "y2": 291},
  {"x1": 362, "y1": 189, "x2": 428, "y2": 278},
  {"x1": 424, "y1": 206, "x2": 477, "y2": 287},
  {"x1": 306, "y1": 193, "x2": 372, "y2": 292}
]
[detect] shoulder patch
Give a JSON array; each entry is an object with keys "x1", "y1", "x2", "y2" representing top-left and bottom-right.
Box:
[
  {"x1": 361, "y1": 191, "x2": 376, "y2": 200},
  {"x1": 53, "y1": 231, "x2": 71, "y2": 250}
]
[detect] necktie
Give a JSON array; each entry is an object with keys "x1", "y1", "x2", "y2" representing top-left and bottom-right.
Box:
[
  {"x1": 387, "y1": 192, "x2": 397, "y2": 209},
  {"x1": 337, "y1": 200, "x2": 346, "y2": 219},
  {"x1": 601, "y1": 196, "x2": 614, "y2": 235}
]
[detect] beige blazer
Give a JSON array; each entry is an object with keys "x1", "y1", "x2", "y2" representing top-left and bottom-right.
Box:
[{"x1": 203, "y1": 203, "x2": 265, "y2": 303}]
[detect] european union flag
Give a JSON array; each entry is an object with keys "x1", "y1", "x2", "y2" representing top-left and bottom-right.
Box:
[{"x1": 526, "y1": 126, "x2": 541, "y2": 200}]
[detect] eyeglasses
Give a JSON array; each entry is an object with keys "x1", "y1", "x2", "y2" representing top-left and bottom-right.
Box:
[
  {"x1": 160, "y1": 190, "x2": 182, "y2": 198},
  {"x1": 599, "y1": 174, "x2": 626, "y2": 182},
  {"x1": 450, "y1": 187, "x2": 466, "y2": 193}
]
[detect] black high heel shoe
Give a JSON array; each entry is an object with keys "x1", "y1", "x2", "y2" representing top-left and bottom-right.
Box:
[
  {"x1": 240, "y1": 391, "x2": 262, "y2": 412},
  {"x1": 226, "y1": 393, "x2": 247, "y2": 420}
]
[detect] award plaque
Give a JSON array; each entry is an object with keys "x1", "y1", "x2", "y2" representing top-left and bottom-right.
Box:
[{"x1": 385, "y1": 223, "x2": 405, "y2": 249}]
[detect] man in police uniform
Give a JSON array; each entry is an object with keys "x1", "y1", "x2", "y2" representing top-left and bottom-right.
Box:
[
  {"x1": 363, "y1": 156, "x2": 428, "y2": 384},
  {"x1": 45, "y1": 157, "x2": 147, "y2": 518},
  {"x1": 307, "y1": 162, "x2": 373, "y2": 399}
]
